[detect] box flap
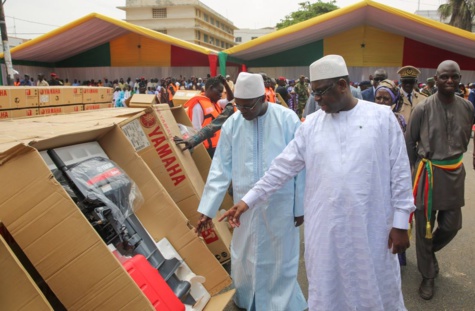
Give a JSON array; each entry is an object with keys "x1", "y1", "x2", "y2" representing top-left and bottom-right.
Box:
[
  {"x1": 0, "y1": 230, "x2": 53, "y2": 311},
  {"x1": 0, "y1": 144, "x2": 32, "y2": 166},
  {"x1": 203, "y1": 289, "x2": 235, "y2": 311},
  {"x1": 30, "y1": 126, "x2": 114, "y2": 151},
  {"x1": 0, "y1": 108, "x2": 145, "y2": 152},
  {"x1": 129, "y1": 94, "x2": 158, "y2": 107}
]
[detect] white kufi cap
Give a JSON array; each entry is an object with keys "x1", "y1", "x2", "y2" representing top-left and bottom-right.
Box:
[
  {"x1": 309, "y1": 55, "x2": 349, "y2": 82},
  {"x1": 234, "y1": 72, "x2": 265, "y2": 99}
]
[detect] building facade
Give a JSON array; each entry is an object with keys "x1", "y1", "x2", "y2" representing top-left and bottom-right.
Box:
[
  {"x1": 0, "y1": 36, "x2": 28, "y2": 51},
  {"x1": 234, "y1": 27, "x2": 276, "y2": 44},
  {"x1": 118, "y1": 0, "x2": 237, "y2": 51}
]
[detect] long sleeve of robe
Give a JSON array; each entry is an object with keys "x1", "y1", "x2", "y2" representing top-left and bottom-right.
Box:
[
  {"x1": 198, "y1": 103, "x2": 307, "y2": 311},
  {"x1": 242, "y1": 100, "x2": 415, "y2": 311}
]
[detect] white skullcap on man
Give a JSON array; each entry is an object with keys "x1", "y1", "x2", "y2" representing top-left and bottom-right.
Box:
[
  {"x1": 309, "y1": 55, "x2": 349, "y2": 82},
  {"x1": 234, "y1": 72, "x2": 265, "y2": 99}
]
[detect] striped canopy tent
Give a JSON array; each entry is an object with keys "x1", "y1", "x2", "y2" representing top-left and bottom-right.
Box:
[
  {"x1": 219, "y1": 0, "x2": 475, "y2": 82},
  {"x1": 0, "y1": 13, "x2": 220, "y2": 84}
]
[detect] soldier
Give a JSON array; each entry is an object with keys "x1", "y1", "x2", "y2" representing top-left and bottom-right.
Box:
[{"x1": 396, "y1": 65, "x2": 426, "y2": 125}]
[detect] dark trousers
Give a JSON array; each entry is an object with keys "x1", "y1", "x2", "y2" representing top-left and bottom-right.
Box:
[
  {"x1": 415, "y1": 208, "x2": 462, "y2": 279},
  {"x1": 207, "y1": 147, "x2": 216, "y2": 158}
]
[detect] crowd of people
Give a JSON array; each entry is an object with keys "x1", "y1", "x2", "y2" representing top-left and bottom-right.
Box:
[
  {"x1": 12, "y1": 71, "x2": 475, "y2": 120},
  {"x1": 174, "y1": 55, "x2": 474, "y2": 310}
]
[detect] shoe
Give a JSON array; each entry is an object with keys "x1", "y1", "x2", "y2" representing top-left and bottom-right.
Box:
[
  {"x1": 419, "y1": 278, "x2": 434, "y2": 300},
  {"x1": 433, "y1": 254, "x2": 439, "y2": 277}
]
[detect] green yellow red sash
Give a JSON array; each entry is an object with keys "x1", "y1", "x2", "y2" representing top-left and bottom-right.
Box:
[{"x1": 410, "y1": 155, "x2": 463, "y2": 239}]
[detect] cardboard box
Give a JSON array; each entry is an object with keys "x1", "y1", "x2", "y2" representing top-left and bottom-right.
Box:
[
  {"x1": 0, "y1": 228, "x2": 53, "y2": 311},
  {"x1": 171, "y1": 106, "x2": 235, "y2": 211},
  {"x1": 0, "y1": 108, "x2": 38, "y2": 119},
  {"x1": 119, "y1": 105, "x2": 232, "y2": 263},
  {"x1": 0, "y1": 113, "x2": 233, "y2": 309},
  {"x1": 0, "y1": 87, "x2": 39, "y2": 109},
  {"x1": 82, "y1": 87, "x2": 100, "y2": 103},
  {"x1": 96, "y1": 87, "x2": 114, "y2": 103},
  {"x1": 84, "y1": 103, "x2": 113, "y2": 110},
  {"x1": 128, "y1": 94, "x2": 158, "y2": 108},
  {"x1": 38, "y1": 105, "x2": 83, "y2": 116},
  {"x1": 61, "y1": 86, "x2": 83, "y2": 104},
  {"x1": 7, "y1": 88, "x2": 26, "y2": 108},
  {"x1": 38, "y1": 87, "x2": 63, "y2": 106},
  {"x1": 173, "y1": 90, "x2": 202, "y2": 107},
  {"x1": 0, "y1": 87, "x2": 10, "y2": 109},
  {"x1": 25, "y1": 87, "x2": 39, "y2": 107}
]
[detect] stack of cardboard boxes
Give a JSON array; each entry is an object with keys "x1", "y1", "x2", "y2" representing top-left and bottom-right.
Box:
[
  {"x1": 0, "y1": 86, "x2": 114, "y2": 119},
  {"x1": 0, "y1": 103, "x2": 235, "y2": 310}
]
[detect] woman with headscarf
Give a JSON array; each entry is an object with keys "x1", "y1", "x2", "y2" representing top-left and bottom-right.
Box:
[
  {"x1": 375, "y1": 79, "x2": 407, "y2": 133},
  {"x1": 375, "y1": 79, "x2": 408, "y2": 267}
]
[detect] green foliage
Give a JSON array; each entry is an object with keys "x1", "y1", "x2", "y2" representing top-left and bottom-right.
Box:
[
  {"x1": 276, "y1": 1, "x2": 339, "y2": 30},
  {"x1": 438, "y1": 0, "x2": 475, "y2": 31}
]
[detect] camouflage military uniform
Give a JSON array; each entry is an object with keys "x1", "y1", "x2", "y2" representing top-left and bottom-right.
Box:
[{"x1": 293, "y1": 81, "x2": 309, "y2": 118}]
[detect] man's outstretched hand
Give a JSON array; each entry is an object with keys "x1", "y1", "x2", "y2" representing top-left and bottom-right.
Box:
[
  {"x1": 173, "y1": 136, "x2": 193, "y2": 151},
  {"x1": 218, "y1": 200, "x2": 249, "y2": 228},
  {"x1": 195, "y1": 214, "x2": 213, "y2": 236}
]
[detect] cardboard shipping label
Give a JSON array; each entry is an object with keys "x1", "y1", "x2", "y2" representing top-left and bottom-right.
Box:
[{"x1": 121, "y1": 119, "x2": 151, "y2": 152}]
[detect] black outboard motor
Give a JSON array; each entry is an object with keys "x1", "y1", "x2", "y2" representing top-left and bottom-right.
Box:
[{"x1": 42, "y1": 143, "x2": 195, "y2": 306}]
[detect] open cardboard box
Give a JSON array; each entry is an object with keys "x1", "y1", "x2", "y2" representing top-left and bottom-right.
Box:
[
  {"x1": 120, "y1": 103, "x2": 233, "y2": 264},
  {"x1": 0, "y1": 224, "x2": 53, "y2": 311},
  {"x1": 0, "y1": 114, "x2": 233, "y2": 310}
]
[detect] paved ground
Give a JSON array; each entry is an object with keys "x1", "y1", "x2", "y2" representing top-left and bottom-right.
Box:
[{"x1": 224, "y1": 139, "x2": 475, "y2": 310}]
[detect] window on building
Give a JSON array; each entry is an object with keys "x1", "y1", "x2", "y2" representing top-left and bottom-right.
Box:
[
  {"x1": 221, "y1": 41, "x2": 225, "y2": 48},
  {"x1": 195, "y1": 31, "x2": 201, "y2": 40},
  {"x1": 209, "y1": 36, "x2": 215, "y2": 44},
  {"x1": 216, "y1": 39, "x2": 220, "y2": 46},
  {"x1": 204, "y1": 14, "x2": 209, "y2": 22},
  {"x1": 204, "y1": 34, "x2": 209, "y2": 43},
  {"x1": 251, "y1": 36, "x2": 258, "y2": 40},
  {"x1": 196, "y1": 9, "x2": 201, "y2": 17},
  {"x1": 152, "y1": 8, "x2": 167, "y2": 18},
  {"x1": 210, "y1": 17, "x2": 215, "y2": 25},
  {"x1": 225, "y1": 43, "x2": 229, "y2": 49},
  {"x1": 235, "y1": 37, "x2": 242, "y2": 43},
  {"x1": 216, "y1": 21, "x2": 220, "y2": 28}
]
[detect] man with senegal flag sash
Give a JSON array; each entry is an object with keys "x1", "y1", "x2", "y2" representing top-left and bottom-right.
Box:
[{"x1": 406, "y1": 60, "x2": 474, "y2": 300}]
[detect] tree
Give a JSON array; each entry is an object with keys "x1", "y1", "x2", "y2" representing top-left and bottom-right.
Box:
[
  {"x1": 438, "y1": 0, "x2": 475, "y2": 32},
  {"x1": 276, "y1": 1, "x2": 339, "y2": 30}
]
